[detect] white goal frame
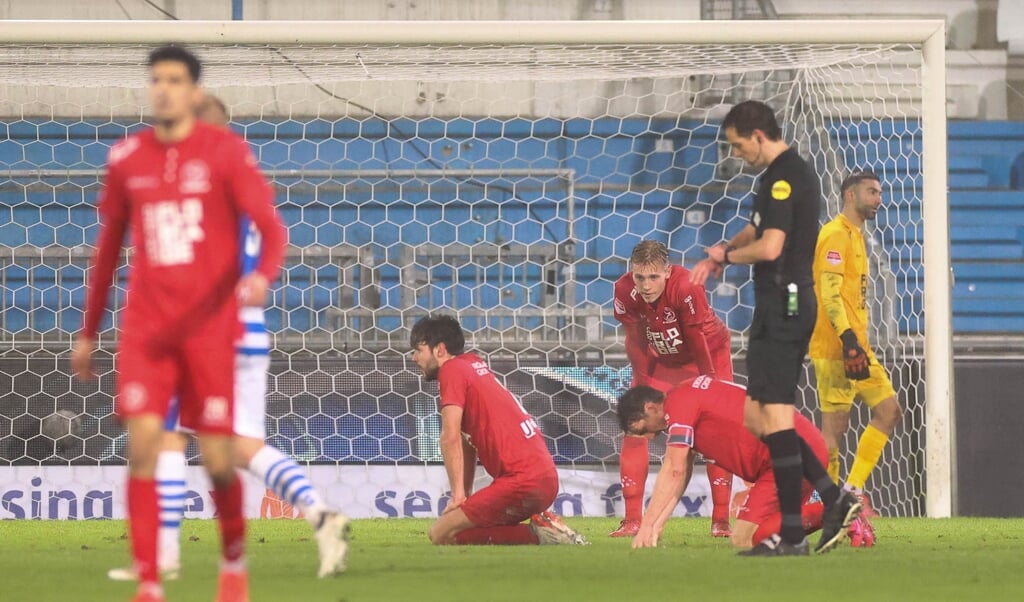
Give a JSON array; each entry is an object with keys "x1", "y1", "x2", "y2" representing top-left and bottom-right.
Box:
[{"x1": 0, "y1": 18, "x2": 953, "y2": 518}]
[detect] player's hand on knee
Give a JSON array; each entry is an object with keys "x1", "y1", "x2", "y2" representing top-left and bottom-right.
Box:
[
  {"x1": 840, "y1": 329, "x2": 871, "y2": 380},
  {"x1": 443, "y1": 494, "x2": 466, "y2": 515},
  {"x1": 71, "y1": 336, "x2": 95, "y2": 381}
]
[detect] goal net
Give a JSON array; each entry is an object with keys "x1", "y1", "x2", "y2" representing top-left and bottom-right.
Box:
[{"x1": 0, "y1": 21, "x2": 949, "y2": 520}]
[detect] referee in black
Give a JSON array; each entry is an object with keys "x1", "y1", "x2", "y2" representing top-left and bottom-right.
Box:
[{"x1": 690, "y1": 100, "x2": 861, "y2": 556}]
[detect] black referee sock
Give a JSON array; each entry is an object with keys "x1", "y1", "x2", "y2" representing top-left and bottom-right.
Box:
[
  {"x1": 798, "y1": 437, "x2": 841, "y2": 507},
  {"x1": 763, "y1": 429, "x2": 805, "y2": 545}
]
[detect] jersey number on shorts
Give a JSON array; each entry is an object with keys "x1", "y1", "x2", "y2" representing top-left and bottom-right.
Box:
[{"x1": 144, "y1": 198, "x2": 204, "y2": 266}]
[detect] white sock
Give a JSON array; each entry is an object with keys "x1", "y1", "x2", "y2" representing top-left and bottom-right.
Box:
[
  {"x1": 248, "y1": 445, "x2": 327, "y2": 528},
  {"x1": 155, "y1": 450, "x2": 187, "y2": 569}
]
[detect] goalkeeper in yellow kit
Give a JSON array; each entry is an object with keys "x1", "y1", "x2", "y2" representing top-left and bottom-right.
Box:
[{"x1": 809, "y1": 170, "x2": 902, "y2": 547}]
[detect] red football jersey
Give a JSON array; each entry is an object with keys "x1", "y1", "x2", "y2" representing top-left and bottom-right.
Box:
[
  {"x1": 613, "y1": 264, "x2": 730, "y2": 379},
  {"x1": 662, "y1": 376, "x2": 826, "y2": 483},
  {"x1": 82, "y1": 122, "x2": 286, "y2": 345},
  {"x1": 438, "y1": 353, "x2": 556, "y2": 480}
]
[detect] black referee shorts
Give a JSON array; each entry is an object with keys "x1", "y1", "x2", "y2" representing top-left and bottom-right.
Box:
[{"x1": 747, "y1": 286, "x2": 816, "y2": 405}]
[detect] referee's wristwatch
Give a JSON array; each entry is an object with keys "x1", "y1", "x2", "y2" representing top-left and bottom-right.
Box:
[{"x1": 722, "y1": 245, "x2": 736, "y2": 266}]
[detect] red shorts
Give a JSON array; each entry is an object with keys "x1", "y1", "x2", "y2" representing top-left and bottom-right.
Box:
[
  {"x1": 644, "y1": 343, "x2": 734, "y2": 393},
  {"x1": 116, "y1": 337, "x2": 235, "y2": 435},
  {"x1": 460, "y1": 471, "x2": 559, "y2": 528},
  {"x1": 737, "y1": 434, "x2": 829, "y2": 533}
]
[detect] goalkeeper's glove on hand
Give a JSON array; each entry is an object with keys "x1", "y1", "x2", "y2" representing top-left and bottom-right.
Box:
[{"x1": 840, "y1": 329, "x2": 871, "y2": 380}]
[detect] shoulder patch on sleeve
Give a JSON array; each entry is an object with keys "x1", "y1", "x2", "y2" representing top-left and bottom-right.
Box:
[
  {"x1": 771, "y1": 179, "x2": 792, "y2": 201},
  {"x1": 614, "y1": 297, "x2": 626, "y2": 315},
  {"x1": 826, "y1": 250, "x2": 842, "y2": 266}
]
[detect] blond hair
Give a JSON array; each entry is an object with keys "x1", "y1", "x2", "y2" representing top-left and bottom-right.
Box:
[{"x1": 629, "y1": 240, "x2": 670, "y2": 269}]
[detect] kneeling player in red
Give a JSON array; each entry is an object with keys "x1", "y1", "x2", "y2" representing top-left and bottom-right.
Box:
[
  {"x1": 410, "y1": 315, "x2": 587, "y2": 546},
  {"x1": 618, "y1": 377, "x2": 828, "y2": 553}
]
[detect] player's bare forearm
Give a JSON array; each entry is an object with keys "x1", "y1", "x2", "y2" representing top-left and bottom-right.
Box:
[
  {"x1": 461, "y1": 437, "x2": 477, "y2": 496},
  {"x1": 729, "y1": 224, "x2": 757, "y2": 250},
  {"x1": 714, "y1": 228, "x2": 786, "y2": 265},
  {"x1": 652, "y1": 450, "x2": 694, "y2": 531},
  {"x1": 820, "y1": 271, "x2": 853, "y2": 335},
  {"x1": 440, "y1": 433, "x2": 465, "y2": 500},
  {"x1": 439, "y1": 405, "x2": 467, "y2": 507},
  {"x1": 70, "y1": 336, "x2": 96, "y2": 381},
  {"x1": 637, "y1": 447, "x2": 691, "y2": 543}
]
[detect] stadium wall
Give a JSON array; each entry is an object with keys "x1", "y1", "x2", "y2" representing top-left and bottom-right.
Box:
[{"x1": 954, "y1": 358, "x2": 1024, "y2": 518}]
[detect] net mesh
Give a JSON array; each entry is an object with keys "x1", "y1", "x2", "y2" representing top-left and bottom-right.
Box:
[{"x1": 0, "y1": 40, "x2": 926, "y2": 517}]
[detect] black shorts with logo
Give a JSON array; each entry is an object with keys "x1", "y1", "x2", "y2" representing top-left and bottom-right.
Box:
[{"x1": 747, "y1": 284, "x2": 817, "y2": 405}]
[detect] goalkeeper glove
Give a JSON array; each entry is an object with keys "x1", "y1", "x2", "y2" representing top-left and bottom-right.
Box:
[{"x1": 840, "y1": 329, "x2": 871, "y2": 380}]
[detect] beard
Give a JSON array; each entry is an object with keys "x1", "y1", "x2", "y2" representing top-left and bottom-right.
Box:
[{"x1": 421, "y1": 362, "x2": 440, "y2": 381}]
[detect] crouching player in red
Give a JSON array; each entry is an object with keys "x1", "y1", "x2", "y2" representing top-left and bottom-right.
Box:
[
  {"x1": 72, "y1": 45, "x2": 286, "y2": 602},
  {"x1": 611, "y1": 240, "x2": 734, "y2": 538},
  {"x1": 619, "y1": 377, "x2": 828, "y2": 553},
  {"x1": 410, "y1": 315, "x2": 587, "y2": 546}
]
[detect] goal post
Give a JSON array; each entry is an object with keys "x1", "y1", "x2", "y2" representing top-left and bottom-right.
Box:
[{"x1": 0, "y1": 19, "x2": 952, "y2": 519}]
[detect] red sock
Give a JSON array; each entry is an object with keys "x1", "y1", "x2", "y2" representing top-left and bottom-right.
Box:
[
  {"x1": 454, "y1": 525, "x2": 539, "y2": 545},
  {"x1": 707, "y1": 462, "x2": 733, "y2": 523},
  {"x1": 128, "y1": 477, "x2": 159, "y2": 584},
  {"x1": 620, "y1": 436, "x2": 650, "y2": 522},
  {"x1": 210, "y1": 475, "x2": 246, "y2": 563}
]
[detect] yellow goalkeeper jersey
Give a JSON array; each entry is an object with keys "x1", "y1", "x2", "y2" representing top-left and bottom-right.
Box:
[{"x1": 809, "y1": 213, "x2": 871, "y2": 360}]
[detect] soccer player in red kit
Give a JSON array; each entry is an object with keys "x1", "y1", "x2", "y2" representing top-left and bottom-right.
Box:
[
  {"x1": 410, "y1": 315, "x2": 587, "y2": 546},
  {"x1": 71, "y1": 46, "x2": 286, "y2": 602},
  {"x1": 618, "y1": 377, "x2": 827, "y2": 551},
  {"x1": 610, "y1": 240, "x2": 734, "y2": 538}
]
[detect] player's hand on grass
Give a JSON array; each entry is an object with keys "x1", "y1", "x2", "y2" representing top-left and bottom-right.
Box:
[
  {"x1": 236, "y1": 272, "x2": 269, "y2": 307},
  {"x1": 689, "y1": 258, "x2": 724, "y2": 286},
  {"x1": 71, "y1": 336, "x2": 95, "y2": 381},
  {"x1": 631, "y1": 524, "x2": 660, "y2": 548},
  {"x1": 840, "y1": 329, "x2": 871, "y2": 380}
]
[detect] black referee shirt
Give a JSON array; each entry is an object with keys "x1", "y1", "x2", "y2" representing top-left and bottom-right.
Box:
[{"x1": 749, "y1": 147, "x2": 821, "y2": 290}]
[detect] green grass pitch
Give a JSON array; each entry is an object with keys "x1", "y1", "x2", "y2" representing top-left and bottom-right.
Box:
[{"x1": 1, "y1": 517, "x2": 1022, "y2": 601}]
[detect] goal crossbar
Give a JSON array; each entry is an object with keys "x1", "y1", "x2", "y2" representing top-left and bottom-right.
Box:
[{"x1": 0, "y1": 19, "x2": 944, "y2": 46}]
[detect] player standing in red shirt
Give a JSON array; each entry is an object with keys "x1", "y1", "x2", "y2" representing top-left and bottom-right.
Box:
[
  {"x1": 410, "y1": 315, "x2": 587, "y2": 546},
  {"x1": 71, "y1": 46, "x2": 286, "y2": 602},
  {"x1": 610, "y1": 240, "x2": 734, "y2": 538},
  {"x1": 618, "y1": 377, "x2": 827, "y2": 551}
]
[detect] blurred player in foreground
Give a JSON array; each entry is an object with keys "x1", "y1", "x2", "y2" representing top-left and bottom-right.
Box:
[
  {"x1": 611, "y1": 240, "x2": 734, "y2": 538},
  {"x1": 618, "y1": 377, "x2": 827, "y2": 551},
  {"x1": 810, "y1": 170, "x2": 903, "y2": 547},
  {"x1": 106, "y1": 94, "x2": 349, "y2": 584},
  {"x1": 410, "y1": 315, "x2": 587, "y2": 546},
  {"x1": 73, "y1": 46, "x2": 286, "y2": 602}
]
